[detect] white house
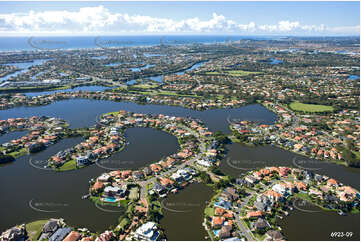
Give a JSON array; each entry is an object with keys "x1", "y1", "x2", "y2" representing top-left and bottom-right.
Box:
[
  {"x1": 134, "y1": 222, "x2": 159, "y2": 241},
  {"x1": 197, "y1": 159, "x2": 212, "y2": 167},
  {"x1": 272, "y1": 184, "x2": 286, "y2": 195},
  {"x1": 97, "y1": 173, "x2": 111, "y2": 182}
]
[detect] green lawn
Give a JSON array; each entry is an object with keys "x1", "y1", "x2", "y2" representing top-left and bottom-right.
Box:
[
  {"x1": 57, "y1": 159, "x2": 77, "y2": 171},
  {"x1": 352, "y1": 151, "x2": 360, "y2": 161},
  {"x1": 289, "y1": 102, "x2": 334, "y2": 113},
  {"x1": 26, "y1": 219, "x2": 48, "y2": 240},
  {"x1": 226, "y1": 70, "x2": 262, "y2": 76},
  {"x1": 129, "y1": 90, "x2": 201, "y2": 98},
  {"x1": 132, "y1": 83, "x2": 159, "y2": 89},
  {"x1": 118, "y1": 218, "x2": 130, "y2": 230},
  {"x1": 102, "y1": 111, "x2": 124, "y2": 117},
  {"x1": 205, "y1": 71, "x2": 222, "y2": 75},
  {"x1": 7, "y1": 148, "x2": 27, "y2": 158},
  {"x1": 204, "y1": 207, "x2": 215, "y2": 217}
]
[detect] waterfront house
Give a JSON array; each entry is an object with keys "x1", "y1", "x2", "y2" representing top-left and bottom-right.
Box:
[
  {"x1": 218, "y1": 225, "x2": 232, "y2": 240},
  {"x1": 211, "y1": 216, "x2": 225, "y2": 228},
  {"x1": 92, "y1": 181, "x2": 104, "y2": 192},
  {"x1": 143, "y1": 167, "x2": 153, "y2": 176},
  {"x1": 49, "y1": 227, "x2": 72, "y2": 241},
  {"x1": 214, "y1": 197, "x2": 232, "y2": 210},
  {"x1": 159, "y1": 177, "x2": 175, "y2": 189},
  {"x1": 327, "y1": 178, "x2": 338, "y2": 187},
  {"x1": 97, "y1": 173, "x2": 111, "y2": 182},
  {"x1": 133, "y1": 171, "x2": 145, "y2": 180},
  {"x1": 152, "y1": 183, "x2": 166, "y2": 195},
  {"x1": 221, "y1": 187, "x2": 239, "y2": 202},
  {"x1": 134, "y1": 222, "x2": 159, "y2": 241},
  {"x1": 244, "y1": 175, "x2": 258, "y2": 185},
  {"x1": 0, "y1": 225, "x2": 27, "y2": 241},
  {"x1": 96, "y1": 231, "x2": 115, "y2": 241},
  {"x1": 76, "y1": 155, "x2": 90, "y2": 167},
  {"x1": 104, "y1": 186, "x2": 126, "y2": 198},
  {"x1": 63, "y1": 231, "x2": 81, "y2": 241},
  {"x1": 265, "y1": 230, "x2": 284, "y2": 241},
  {"x1": 252, "y1": 218, "x2": 269, "y2": 232}
]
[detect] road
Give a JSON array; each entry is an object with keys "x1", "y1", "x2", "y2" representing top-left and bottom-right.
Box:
[{"x1": 234, "y1": 191, "x2": 256, "y2": 241}]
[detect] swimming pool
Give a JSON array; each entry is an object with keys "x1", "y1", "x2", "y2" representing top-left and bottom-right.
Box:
[{"x1": 103, "y1": 197, "x2": 116, "y2": 202}]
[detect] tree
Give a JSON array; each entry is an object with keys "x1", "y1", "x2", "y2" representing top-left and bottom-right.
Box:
[
  {"x1": 214, "y1": 131, "x2": 231, "y2": 144},
  {"x1": 199, "y1": 171, "x2": 212, "y2": 184},
  {"x1": 0, "y1": 154, "x2": 15, "y2": 164}
]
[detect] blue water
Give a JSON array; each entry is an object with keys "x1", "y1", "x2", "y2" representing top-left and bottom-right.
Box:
[
  {"x1": 24, "y1": 85, "x2": 111, "y2": 97},
  {"x1": 348, "y1": 75, "x2": 360, "y2": 80},
  {"x1": 127, "y1": 62, "x2": 204, "y2": 85},
  {"x1": 144, "y1": 53, "x2": 165, "y2": 57},
  {"x1": 130, "y1": 64, "x2": 155, "y2": 72},
  {"x1": 270, "y1": 58, "x2": 283, "y2": 65},
  {"x1": 149, "y1": 75, "x2": 163, "y2": 83},
  {"x1": 104, "y1": 197, "x2": 116, "y2": 202},
  {"x1": 0, "y1": 59, "x2": 50, "y2": 83},
  {"x1": 105, "y1": 62, "x2": 123, "y2": 67},
  {"x1": 91, "y1": 55, "x2": 108, "y2": 60},
  {"x1": 175, "y1": 62, "x2": 205, "y2": 75},
  {"x1": 0, "y1": 36, "x2": 274, "y2": 52},
  {"x1": 126, "y1": 80, "x2": 137, "y2": 85},
  {"x1": 213, "y1": 229, "x2": 220, "y2": 237}
]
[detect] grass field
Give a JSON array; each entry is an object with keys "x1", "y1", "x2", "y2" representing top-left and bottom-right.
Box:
[
  {"x1": 8, "y1": 148, "x2": 27, "y2": 158},
  {"x1": 132, "y1": 83, "x2": 159, "y2": 89},
  {"x1": 289, "y1": 101, "x2": 334, "y2": 113},
  {"x1": 226, "y1": 70, "x2": 262, "y2": 76},
  {"x1": 129, "y1": 90, "x2": 201, "y2": 98},
  {"x1": 102, "y1": 111, "x2": 124, "y2": 117},
  {"x1": 26, "y1": 219, "x2": 48, "y2": 240},
  {"x1": 57, "y1": 159, "x2": 77, "y2": 171},
  {"x1": 204, "y1": 207, "x2": 215, "y2": 217}
]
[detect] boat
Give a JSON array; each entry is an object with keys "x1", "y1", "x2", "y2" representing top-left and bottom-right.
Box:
[
  {"x1": 337, "y1": 210, "x2": 345, "y2": 216},
  {"x1": 81, "y1": 194, "x2": 90, "y2": 199}
]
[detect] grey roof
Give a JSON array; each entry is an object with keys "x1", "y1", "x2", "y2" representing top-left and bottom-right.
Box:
[
  {"x1": 49, "y1": 227, "x2": 72, "y2": 241},
  {"x1": 253, "y1": 218, "x2": 268, "y2": 230},
  {"x1": 42, "y1": 219, "x2": 60, "y2": 233},
  {"x1": 266, "y1": 230, "x2": 284, "y2": 241}
]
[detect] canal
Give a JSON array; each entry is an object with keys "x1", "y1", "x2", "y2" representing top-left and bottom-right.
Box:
[
  {"x1": 0, "y1": 98, "x2": 359, "y2": 240},
  {"x1": 160, "y1": 183, "x2": 214, "y2": 241},
  {"x1": 0, "y1": 127, "x2": 179, "y2": 233}
]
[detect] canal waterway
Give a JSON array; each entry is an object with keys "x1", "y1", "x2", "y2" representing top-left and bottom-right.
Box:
[
  {"x1": 0, "y1": 98, "x2": 359, "y2": 240},
  {"x1": 0, "y1": 127, "x2": 179, "y2": 233},
  {"x1": 160, "y1": 183, "x2": 213, "y2": 241}
]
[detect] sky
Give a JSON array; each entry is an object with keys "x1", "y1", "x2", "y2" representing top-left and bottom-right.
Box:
[{"x1": 0, "y1": 1, "x2": 359, "y2": 36}]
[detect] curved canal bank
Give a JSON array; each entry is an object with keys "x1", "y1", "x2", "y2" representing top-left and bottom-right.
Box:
[
  {"x1": 0, "y1": 100, "x2": 359, "y2": 240},
  {"x1": 0, "y1": 99, "x2": 278, "y2": 133},
  {"x1": 159, "y1": 182, "x2": 214, "y2": 241},
  {"x1": 0, "y1": 127, "x2": 180, "y2": 233},
  {"x1": 220, "y1": 143, "x2": 359, "y2": 189},
  {"x1": 277, "y1": 201, "x2": 360, "y2": 241}
]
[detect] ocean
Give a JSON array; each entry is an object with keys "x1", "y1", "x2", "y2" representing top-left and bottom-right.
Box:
[{"x1": 0, "y1": 35, "x2": 274, "y2": 52}]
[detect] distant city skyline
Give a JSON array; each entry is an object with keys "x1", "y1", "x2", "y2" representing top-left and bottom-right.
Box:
[{"x1": 0, "y1": 1, "x2": 359, "y2": 36}]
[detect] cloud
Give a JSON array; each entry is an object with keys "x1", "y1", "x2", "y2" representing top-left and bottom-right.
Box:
[{"x1": 0, "y1": 6, "x2": 358, "y2": 35}]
